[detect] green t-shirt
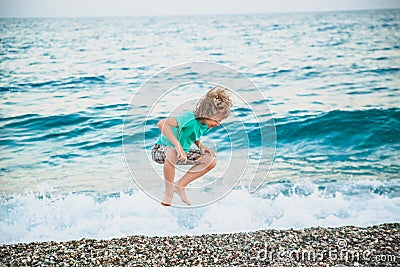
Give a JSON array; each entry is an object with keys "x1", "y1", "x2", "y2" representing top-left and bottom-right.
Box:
[{"x1": 156, "y1": 112, "x2": 210, "y2": 152}]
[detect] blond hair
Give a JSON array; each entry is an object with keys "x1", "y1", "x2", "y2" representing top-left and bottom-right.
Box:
[{"x1": 194, "y1": 86, "x2": 233, "y2": 120}]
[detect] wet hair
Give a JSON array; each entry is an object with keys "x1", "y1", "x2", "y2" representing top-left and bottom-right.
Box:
[{"x1": 194, "y1": 86, "x2": 233, "y2": 121}]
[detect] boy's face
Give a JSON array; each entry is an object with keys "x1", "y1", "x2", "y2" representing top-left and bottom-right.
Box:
[{"x1": 203, "y1": 118, "x2": 221, "y2": 128}]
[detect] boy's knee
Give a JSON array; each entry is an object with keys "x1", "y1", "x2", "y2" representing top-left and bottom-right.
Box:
[
  {"x1": 204, "y1": 155, "x2": 217, "y2": 170},
  {"x1": 165, "y1": 147, "x2": 177, "y2": 164},
  {"x1": 209, "y1": 157, "x2": 217, "y2": 169}
]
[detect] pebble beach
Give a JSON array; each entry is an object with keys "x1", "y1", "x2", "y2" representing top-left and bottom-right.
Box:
[{"x1": 1, "y1": 223, "x2": 398, "y2": 266}]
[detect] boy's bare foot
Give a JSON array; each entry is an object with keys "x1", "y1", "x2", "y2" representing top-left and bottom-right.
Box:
[
  {"x1": 161, "y1": 192, "x2": 173, "y2": 206},
  {"x1": 161, "y1": 201, "x2": 171, "y2": 206},
  {"x1": 174, "y1": 183, "x2": 191, "y2": 205}
]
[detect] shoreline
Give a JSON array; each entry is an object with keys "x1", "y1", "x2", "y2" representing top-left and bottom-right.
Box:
[{"x1": 1, "y1": 223, "x2": 399, "y2": 266}]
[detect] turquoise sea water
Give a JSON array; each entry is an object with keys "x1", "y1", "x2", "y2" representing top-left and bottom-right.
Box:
[{"x1": 1, "y1": 9, "x2": 399, "y2": 244}]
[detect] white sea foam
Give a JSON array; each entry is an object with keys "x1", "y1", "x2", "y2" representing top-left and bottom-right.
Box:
[{"x1": 1, "y1": 183, "x2": 399, "y2": 245}]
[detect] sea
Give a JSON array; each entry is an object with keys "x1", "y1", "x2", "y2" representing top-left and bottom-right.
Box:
[{"x1": 1, "y1": 9, "x2": 399, "y2": 245}]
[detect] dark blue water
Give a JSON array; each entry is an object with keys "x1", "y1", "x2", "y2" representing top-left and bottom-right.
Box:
[{"x1": 0, "y1": 9, "x2": 399, "y2": 244}]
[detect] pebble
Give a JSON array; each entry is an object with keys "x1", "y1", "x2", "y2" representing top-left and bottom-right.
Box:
[{"x1": 0, "y1": 223, "x2": 398, "y2": 266}]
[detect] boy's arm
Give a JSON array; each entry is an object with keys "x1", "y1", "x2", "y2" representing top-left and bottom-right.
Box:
[
  {"x1": 157, "y1": 118, "x2": 186, "y2": 160},
  {"x1": 194, "y1": 140, "x2": 202, "y2": 149},
  {"x1": 194, "y1": 140, "x2": 216, "y2": 156}
]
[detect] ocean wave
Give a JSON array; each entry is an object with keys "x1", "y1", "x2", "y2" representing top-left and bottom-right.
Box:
[
  {"x1": 1, "y1": 113, "x2": 91, "y2": 132},
  {"x1": 275, "y1": 108, "x2": 399, "y2": 149},
  {"x1": 1, "y1": 179, "x2": 399, "y2": 245},
  {"x1": 199, "y1": 108, "x2": 399, "y2": 155},
  {"x1": 357, "y1": 67, "x2": 400, "y2": 75},
  {"x1": 2, "y1": 108, "x2": 398, "y2": 154},
  {"x1": 15, "y1": 75, "x2": 107, "y2": 90},
  {"x1": 1, "y1": 112, "x2": 122, "y2": 150}
]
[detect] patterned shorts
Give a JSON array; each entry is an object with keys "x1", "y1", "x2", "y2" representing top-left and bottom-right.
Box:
[{"x1": 151, "y1": 143, "x2": 202, "y2": 165}]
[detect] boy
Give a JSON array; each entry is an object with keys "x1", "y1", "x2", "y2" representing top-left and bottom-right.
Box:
[{"x1": 152, "y1": 87, "x2": 232, "y2": 206}]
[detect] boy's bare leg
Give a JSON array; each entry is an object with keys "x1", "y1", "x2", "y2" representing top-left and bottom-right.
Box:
[
  {"x1": 174, "y1": 153, "x2": 217, "y2": 205},
  {"x1": 161, "y1": 147, "x2": 177, "y2": 206}
]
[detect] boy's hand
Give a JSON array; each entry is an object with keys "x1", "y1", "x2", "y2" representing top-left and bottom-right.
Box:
[
  {"x1": 176, "y1": 145, "x2": 187, "y2": 163},
  {"x1": 201, "y1": 146, "x2": 216, "y2": 157}
]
